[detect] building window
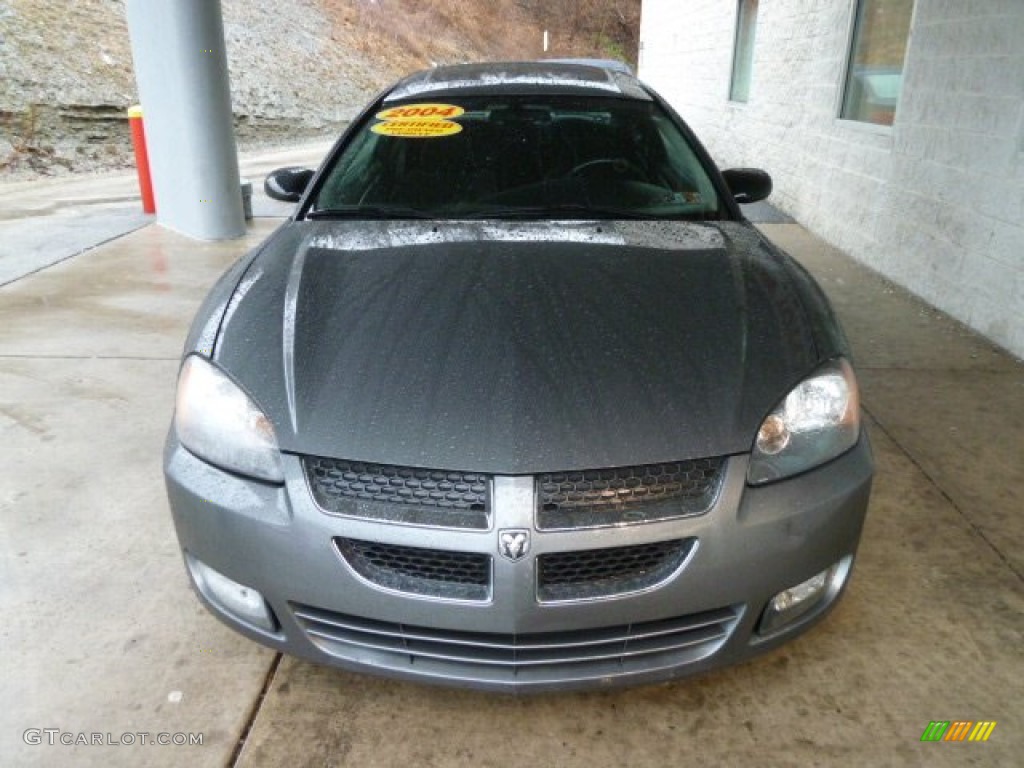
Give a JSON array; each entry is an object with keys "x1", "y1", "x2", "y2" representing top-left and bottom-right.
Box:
[
  {"x1": 729, "y1": 0, "x2": 759, "y2": 103},
  {"x1": 841, "y1": 0, "x2": 915, "y2": 125}
]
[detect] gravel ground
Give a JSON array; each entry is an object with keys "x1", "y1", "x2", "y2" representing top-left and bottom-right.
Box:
[{"x1": 0, "y1": 0, "x2": 389, "y2": 179}]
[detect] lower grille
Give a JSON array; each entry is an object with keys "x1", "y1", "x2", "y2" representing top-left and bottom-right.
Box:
[
  {"x1": 538, "y1": 539, "x2": 695, "y2": 602},
  {"x1": 291, "y1": 604, "x2": 740, "y2": 685},
  {"x1": 304, "y1": 457, "x2": 490, "y2": 529},
  {"x1": 537, "y1": 458, "x2": 726, "y2": 530},
  {"x1": 335, "y1": 538, "x2": 491, "y2": 601}
]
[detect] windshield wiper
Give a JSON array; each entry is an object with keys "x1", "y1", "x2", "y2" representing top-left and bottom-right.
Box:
[
  {"x1": 305, "y1": 205, "x2": 435, "y2": 220},
  {"x1": 461, "y1": 204, "x2": 664, "y2": 220}
]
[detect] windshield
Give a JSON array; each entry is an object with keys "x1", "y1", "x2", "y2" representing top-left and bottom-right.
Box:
[{"x1": 310, "y1": 95, "x2": 724, "y2": 220}]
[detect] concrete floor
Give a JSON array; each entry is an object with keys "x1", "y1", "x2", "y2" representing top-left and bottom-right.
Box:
[
  {"x1": 0, "y1": 142, "x2": 332, "y2": 285},
  {"x1": 1, "y1": 185, "x2": 1021, "y2": 766}
]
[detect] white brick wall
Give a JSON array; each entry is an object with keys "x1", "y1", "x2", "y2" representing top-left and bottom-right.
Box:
[{"x1": 640, "y1": 0, "x2": 1024, "y2": 358}]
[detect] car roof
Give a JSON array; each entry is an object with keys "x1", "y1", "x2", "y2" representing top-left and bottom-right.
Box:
[
  {"x1": 541, "y1": 57, "x2": 634, "y2": 75},
  {"x1": 383, "y1": 61, "x2": 651, "y2": 103}
]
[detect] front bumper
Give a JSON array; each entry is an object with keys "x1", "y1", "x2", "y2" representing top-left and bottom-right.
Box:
[{"x1": 164, "y1": 433, "x2": 873, "y2": 692}]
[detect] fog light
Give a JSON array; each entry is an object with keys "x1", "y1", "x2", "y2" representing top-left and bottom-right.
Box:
[
  {"x1": 758, "y1": 556, "x2": 852, "y2": 634},
  {"x1": 772, "y1": 570, "x2": 828, "y2": 613},
  {"x1": 186, "y1": 554, "x2": 276, "y2": 632}
]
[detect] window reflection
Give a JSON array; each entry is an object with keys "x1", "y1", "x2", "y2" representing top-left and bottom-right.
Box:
[
  {"x1": 729, "y1": 0, "x2": 759, "y2": 103},
  {"x1": 841, "y1": 0, "x2": 915, "y2": 125}
]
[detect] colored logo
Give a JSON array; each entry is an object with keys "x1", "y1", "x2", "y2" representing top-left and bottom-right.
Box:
[{"x1": 920, "y1": 721, "x2": 996, "y2": 742}]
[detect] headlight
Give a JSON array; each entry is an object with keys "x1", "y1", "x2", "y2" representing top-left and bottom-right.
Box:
[
  {"x1": 747, "y1": 358, "x2": 860, "y2": 485},
  {"x1": 174, "y1": 355, "x2": 285, "y2": 483}
]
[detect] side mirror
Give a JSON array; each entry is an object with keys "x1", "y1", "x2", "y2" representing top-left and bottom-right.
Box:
[
  {"x1": 721, "y1": 168, "x2": 772, "y2": 204},
  {"x1": 265, "y1": 167, "x2": 314, "y2": 202}
]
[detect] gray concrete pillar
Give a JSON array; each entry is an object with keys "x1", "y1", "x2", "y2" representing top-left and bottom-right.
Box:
[{"x1": 125, "y1": 0, "x2": 245, "y2": 240}]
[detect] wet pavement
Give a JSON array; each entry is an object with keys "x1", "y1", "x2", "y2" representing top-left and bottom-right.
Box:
[
  {"x1": 0, "y1": 184, "x2": 1021, "y2": 766},
  {"x1": 0, "y1": 141, "x2": 332, "y2": 286}
]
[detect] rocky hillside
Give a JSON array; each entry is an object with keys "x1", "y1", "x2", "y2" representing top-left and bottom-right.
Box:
[{"x1": 0, "y1": 0, "x2": 640, "y2": 178}]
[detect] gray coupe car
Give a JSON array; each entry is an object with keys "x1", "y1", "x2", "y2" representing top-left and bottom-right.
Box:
[{"x1": 164, "y1": 61, "x2": 873, "y2": 692}]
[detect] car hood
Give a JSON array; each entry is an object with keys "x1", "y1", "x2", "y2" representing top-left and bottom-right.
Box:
[{"x1": 212, "y1": 220, "x2": 827, "y2": 474}]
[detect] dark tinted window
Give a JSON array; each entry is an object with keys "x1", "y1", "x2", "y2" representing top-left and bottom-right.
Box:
[{"x1": 312, "y1": 95, "x2": 723, "y2": 220}]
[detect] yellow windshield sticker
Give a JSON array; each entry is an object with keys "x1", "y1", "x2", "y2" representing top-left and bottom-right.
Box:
[
  {"x1": 375, "y1": 103, "x2": 465, "y2": 121},
  {"x1": 371, "y1": 119, "x2": 463, "y2": 138},
  {"x1": 372, "y1": 103, "x2": 465, "y2": 139}
]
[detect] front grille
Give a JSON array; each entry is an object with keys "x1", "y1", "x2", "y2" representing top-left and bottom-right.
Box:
[
  {"x1": 291, "y1": 604, "x2": 740, "y2": 685},
  {"x1": 304, "y1": 457, "x2": 490, "y2": 529},
  {"x1": 538, "y1": 539, "x2": 695, "y2": 602},
  {"x1": 537, "y1": 458, "x2": 726, "y2": 529},
  {"x1": 335, "y1": 538, "x2": 491, "y2": 601}
]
